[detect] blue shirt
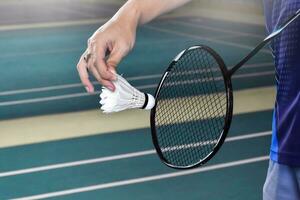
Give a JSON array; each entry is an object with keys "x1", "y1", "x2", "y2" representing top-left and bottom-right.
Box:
[{"x1": 263, "y1": 0, "x2": 300, "y2": 166}]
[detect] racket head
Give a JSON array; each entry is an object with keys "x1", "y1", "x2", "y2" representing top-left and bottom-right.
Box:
[{"x1": 151, "y1": 45, "x2": 233, "y2": 169}]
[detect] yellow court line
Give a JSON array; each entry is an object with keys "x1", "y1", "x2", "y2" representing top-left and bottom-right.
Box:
[
  {"x1": 0, "y1": 86, "x2": 275, "y2": 148},
  {"x1": 0, "y1": 15, "x2": 184, "y2": 32},
  {"x1": 0, "y1": 18, "x2": 108, "y2": 31},
  {"x1": 0, "y1": 12, "x2": 264, "y2": 32},
  {"x1": 0, "y1": 0, "x2": 264, "y2": 32},
  {"x1": 0, "y1": 16, "x2": 176, "y2": 31}
]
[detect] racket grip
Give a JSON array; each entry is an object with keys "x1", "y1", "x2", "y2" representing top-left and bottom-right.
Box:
[{"x1": 142, "y1": 93, "x2": 155, "y2": 110}]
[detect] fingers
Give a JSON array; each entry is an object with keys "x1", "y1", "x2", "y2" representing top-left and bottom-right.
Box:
[
  {"x1": 76, "y1": 55, "x2": 94, "y2": 93},
  {"x1": 83, "y1": 36, "x2": 129, "y2": 92},
  {"x1": 93, "y1": 46, "x2": 127, "y2": 91},
  {"x1": 94, "y1": 50, "x2": 116, "y2": 81},
  {"x1": 98, "y1": 47, "x2": 126, "y2": 90},
  {"x1": 106, "y1": 47, "x2": 126, "y2": 72},
  {"x1": 85, "y1": 39, "x2": 115, "y2": 90},
  {"x1": 88, "y1": 57, "x2": 116, "y2": 91},
  {"x1": 101, "y1": 79, "x2": 116, "y2": 91},
  {"x1": 82, "y1": 49, "x2": 114, "y2": 91}
]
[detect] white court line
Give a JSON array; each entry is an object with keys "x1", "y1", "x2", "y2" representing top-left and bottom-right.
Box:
[
  {"x1": 0, "y1": 92, "x2": 93, "y2": 106},
  {"x1": 0, "y1": 74, "x2": 162, "y2": 96},
  {"x1": 162, "y1": 71, "x2": 274, "y2": 87},
  {"x1": 0, "y1": 130, "x2": 271, "y2": 178},
  {"x1": 232, "y1": 71, "x2": 274, "y2": 78},
  {"x1": 162, "y1": 140, "x2": 218, "y2": 152},
  {"x1": 145, "y1": 25, "x2": 271, "y2": 54},
  {"x1": 0, "y1": 19, "x2": 265, "y2": 58},
  {"x1": 0, "y1": 48, "x2": 80, "y2": 58},
  {"x1": 171, "y1": 20, "x2": 264, "y2": 39},
  {"x1": 0, "y1": 70, "x2": 274, "y2": 106},
  {"x1": 0, "y1": 62, "x2": 273, "y2": 96},
  {"x1": 0, "y1": 38, "x2": 190, "y2": 59},
  {"x1": 162, "y1": 130, "x2": 272, "y2": 152},
  {"x1": 12, "y1": 156, "x2": 269, "y2": 200}
]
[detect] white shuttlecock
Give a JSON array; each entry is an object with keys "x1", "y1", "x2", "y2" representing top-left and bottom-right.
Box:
[{"x1": 99, "y1": 74, "x2": 155, "y2": 113}]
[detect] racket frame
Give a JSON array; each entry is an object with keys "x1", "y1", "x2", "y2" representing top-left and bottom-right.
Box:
[
  {"x1": 150, "y1": 45, "x2": 233, "y2": 169},
  {"x1": 150, "y1": 9, "x2": 300, "y2": 169}
]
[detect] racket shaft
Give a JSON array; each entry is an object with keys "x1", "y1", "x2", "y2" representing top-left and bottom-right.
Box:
[{"x1": 229, "y1": 9, "x2": 300, "y2": 76}]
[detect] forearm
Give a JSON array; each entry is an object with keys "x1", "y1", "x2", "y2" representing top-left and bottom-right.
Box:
[
  {"x1": 110, "y1": 0, "x2": 191, "y2": 28},
  {"x1": 133, "y1": 0, "x2": 192, "y2": 24}
]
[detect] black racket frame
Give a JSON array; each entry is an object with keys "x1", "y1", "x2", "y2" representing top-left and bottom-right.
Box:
[
  {"x1": 150, "y1": 9, "x2": 300, "y2": 169},
  {"x1": 150, "y1": 46, "x2": 233, "y2": 169}
]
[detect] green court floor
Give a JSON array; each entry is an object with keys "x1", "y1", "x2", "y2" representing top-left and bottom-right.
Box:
[
  {"x1": 0, "y1": 1, "x2": 274, "y2": 199},
  {"x1": 0, "y1": 16, "x2": 273, "y2": 119},
  {"x1": 0, "y1": 111, "x2": 272, "y2": 199}
]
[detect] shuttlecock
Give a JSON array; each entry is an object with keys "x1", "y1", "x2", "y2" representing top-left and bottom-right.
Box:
[{"x1": 100, "y1": 74, "x2": 155, "y2": 113}]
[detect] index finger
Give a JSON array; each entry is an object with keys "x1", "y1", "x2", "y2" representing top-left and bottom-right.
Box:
[{"x1": 77, "y1": 55, "x2": 94, "y2": 93}]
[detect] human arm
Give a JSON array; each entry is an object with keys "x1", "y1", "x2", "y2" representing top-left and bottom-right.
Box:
[{"x1": 77, "y1": 0, "x2": 192, "y2": 92}]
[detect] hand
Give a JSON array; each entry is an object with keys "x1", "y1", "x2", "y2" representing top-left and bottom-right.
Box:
[
  {"x1": 76, "y1": 0, "x2": 190, "y2": 93},
  {"x1": 77, "y1": 17, "x2": 137, "y2": 92}
]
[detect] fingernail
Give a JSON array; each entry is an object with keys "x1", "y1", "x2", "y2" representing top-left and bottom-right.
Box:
[
  {"x1": 110, "y1": 69, "x2": 116, "y2": 74},
  {"x1": 85, "y1": 86, "x2": 90, "y2": 93},
  {"x1": 107, "y1": 85, "x2": 114, "y2": 91}
]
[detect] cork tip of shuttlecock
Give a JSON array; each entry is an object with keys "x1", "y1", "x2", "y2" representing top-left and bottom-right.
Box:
[{"x1": 145, "y1": 93, "x2": 155, "y2": 110}]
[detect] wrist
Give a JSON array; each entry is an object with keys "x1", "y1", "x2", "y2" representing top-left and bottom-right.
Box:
[{"x1": 112, "y1": 0, "x2": 141, "y2": 29}]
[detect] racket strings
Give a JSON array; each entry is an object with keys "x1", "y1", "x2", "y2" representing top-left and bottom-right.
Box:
[{"x1": 154, "y1": 47, "x2": 228, "y2": 167}]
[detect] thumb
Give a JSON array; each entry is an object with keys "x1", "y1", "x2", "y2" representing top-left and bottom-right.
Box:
[{"x1": 106, "y1": 47, "x2": 126, "y2": 71}]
